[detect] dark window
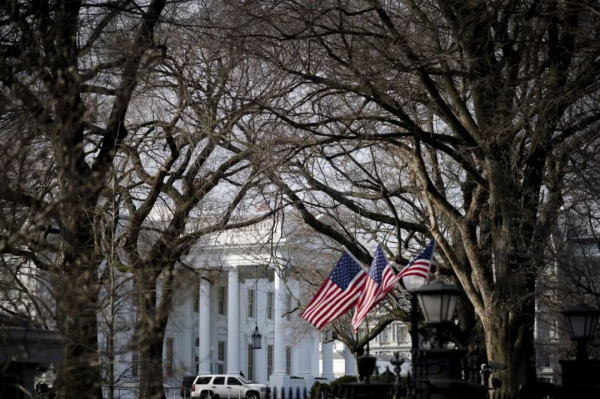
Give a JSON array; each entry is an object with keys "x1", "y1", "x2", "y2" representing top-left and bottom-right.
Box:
[
  {"x1": 194, "y1": 337, "x2": 200, "y2": 373},
  {"x1": 267, "y1": 292, "x2": 274, "y2": 320},
  {"x1": 195, "y1": 377, "x2": 212, "y2": 384},
  {"x1": 247, "y1": 344, "x2": 254, "y2": 381},
  {"x1": 213, "y1": 377, "x2": 225, "y2": 385},
  {"x1": 228, "y1": 377, "x2": 242, "y2": 386},
  {"x1": 248, "y1": 289, "x2": 256, "y2": 318},
  {"x1": 218, "y1": 286, "x2": 226, "y2": 315},
  {"x1": 218, "y1": 341, "x2": 226, "y2": 373},
  {"x1": 193, "y1": 280, "x2": 199, "y2": 313},
  {"x1": 267, "y1": 345, "x2": 273, "y2": 376}
]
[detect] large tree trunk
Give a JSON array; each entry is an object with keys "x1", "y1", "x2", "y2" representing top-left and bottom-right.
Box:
[
  {"x1": 478, "y1": 155, "x2": 540, "y2": 398},
  {"x1": 136, "y1": 269, "x2": 167, "y2": 399},
  {"x1": 482, "y1": 301, "x2": 536, "y2": 399},
  {"x1": 55, "y1": 280, "x2": 103, "y2": 399},
  {"x1": 54, "y1": 218, "x2": 103, "y2": 399}
]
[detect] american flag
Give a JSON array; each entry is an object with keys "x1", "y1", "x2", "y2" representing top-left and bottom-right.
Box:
[
  {"x1": 351, "y1": 245, "x2": 397, "y2": 331},
  {"x1": 300, "y1": 251, "x2": 368, "y2": 330},
  {"x1": 397, "y1": 240, "x2": 436, "y2": 280}
]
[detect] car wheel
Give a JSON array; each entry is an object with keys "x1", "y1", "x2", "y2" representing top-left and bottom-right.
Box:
[
  {"x1": 200, "y1": 391, "x2": 214, "y2": 399},
  {"x1": 246, "y1": 392, "x2": 259, "y2": 399}
]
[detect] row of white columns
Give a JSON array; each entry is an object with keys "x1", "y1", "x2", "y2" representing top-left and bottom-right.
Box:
[{"x1": 197, "y1": 266, "x2": 336, "y2": 382}]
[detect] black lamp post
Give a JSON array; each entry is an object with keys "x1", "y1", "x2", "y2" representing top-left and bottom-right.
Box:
[
  {"x1": 562, "y1": 303, "x2": 600, "y2": 361},
  {"x1": 559, "y1": 303, "x2": 600, "y2": 396},
  {"x1": 251, "y1": 325, "x2": 262, "y2": 350},
  {"x1": 409, "y1": 280, "x2": 486, "y2": 399},
  {"x1": 402, "y1": 275, "x2": 428, "y2": 350}
]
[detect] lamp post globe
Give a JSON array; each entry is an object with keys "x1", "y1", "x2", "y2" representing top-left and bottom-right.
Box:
[
  {"x1": 562, "y1": 303, "x2": 600, "y2": 341},
  {"x1": 562, "y1": 303, "x2": 600, "y2": 361},
  {"x1": 413, "y1": 279, "x2": 463, "y2": 324},
  {"x1": 402, "y1": 275, "x2": 427, "y2": 292}
]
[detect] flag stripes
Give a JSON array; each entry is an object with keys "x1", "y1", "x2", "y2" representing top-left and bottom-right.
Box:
[
  {"x1": 300, "y1": 251, "x2": 368, "y2": 330},
  {"x1": 301, "y1": 240, "x2": 436, "y2": 331}
]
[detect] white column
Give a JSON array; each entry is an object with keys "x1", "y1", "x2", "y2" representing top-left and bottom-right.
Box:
[
  {"x1": 273, "y1": 269, "x2": 286, "y2": 374},
  {"x1": 226, "y1": 266, "x2": 240, "y2": 374},
  {"x1": 198, "y1": 278, "x2": 211, "y2": 374},
  {"x1": 321, "y1": 341, "x2": 335, "y2": 380},
  {"x1": 312, "y1": 339, "x2": 319, "y2": 377},
  {"x1": 343, "y1": 344, "x2": 356, "y2": 375},
  {"x1": 269, "y1": 267, "x2": 290, "y2": 389},
  {"x1": 298, "y1": 340, "x2": 314, "y2": 388}
]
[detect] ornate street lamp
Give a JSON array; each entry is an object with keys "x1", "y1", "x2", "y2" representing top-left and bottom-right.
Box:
[
  {"x1": 409, "y1": 280, "x2": 487, "y2": 399},
  {"x1": 251, "y1": 325, "x2": 262, "y2": 350},
  {"x1": 562, "y1": 303, "x2": 600, "y2": 361},
  {"x1": 414, "y1": 279, "x2": 462, "y2": 324}
]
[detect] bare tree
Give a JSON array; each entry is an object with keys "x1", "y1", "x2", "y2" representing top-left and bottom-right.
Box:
[
  {"x1": 98, "y1": 17, "x2": 294, "y2": 397},
  {"x1": 221, "y1": 1, "x2": 600, "y2": 396},
  {"x1": 0, "y1": 2, "x2": 170, "y2": 398}
]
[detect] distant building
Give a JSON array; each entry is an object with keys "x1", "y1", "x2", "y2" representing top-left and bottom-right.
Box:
[{"x1": 535, "y1": 234, "x2": 600, "y2": 383}]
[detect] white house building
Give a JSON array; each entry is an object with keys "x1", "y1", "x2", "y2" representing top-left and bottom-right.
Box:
[{"x1": 155, "y1": 217, "x2": 349, "y2": 395}]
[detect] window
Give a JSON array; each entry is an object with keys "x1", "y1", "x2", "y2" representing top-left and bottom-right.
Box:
[
  {"x1": 228, "y1": 377, "x2": 242, "y2": 385},
  {"x1": 196, "y1": 377, "x2": 212, "y2": 384},
  {"x1": 247, "y1": 344, "x2": 254, "y2": 381},
  {"x1": 267, "y1": 292, "x2": 274, "y2": 320},
  {"x1": 248, "y1": 289, "x2": 256, "y2": 318},
  {"x1": 542, "y1": 353, "x2": 552, "y2": 368},
  {"x1": 213, "y1": 376, "x2": 225, "y2": 385},
  {"x1": 166, "y1": 338, "x2": 174, "y2": 377},
  {"x1": 285, "y1": 346, "x2": 291, "y2": 374},
  {"x1": 267, "y1": 345, "x2": 273, "y2": 376},
  {"x1": 379, "y1": 327, "x2": 390, "y2": 344},
  {"x1": 217, "y1": 341, "x2": 226, "y2": 373},
  {"x1": 218, "y1": 286, "x2": 226, "y2": 315},
  {"x1": 194, "y1": 338, "x2": 199, "y2": 373},
  {"x1": 193, "y1": 280, "x2": 199, "y2": 313},
  {"x1": 396, "y1": 324, "x2": 408, "y2": 343}
]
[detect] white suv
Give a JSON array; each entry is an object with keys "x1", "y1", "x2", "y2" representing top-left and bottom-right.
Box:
[{"x1": 191, "y1": 375, "x2": 270, "y2": 399}]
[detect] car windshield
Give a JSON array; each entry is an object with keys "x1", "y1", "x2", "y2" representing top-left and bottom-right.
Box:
[{"x1": 237, "y1": 376, "x2": 250, "y2": 384}]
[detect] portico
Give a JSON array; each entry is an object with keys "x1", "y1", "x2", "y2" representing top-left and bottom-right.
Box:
[{"x1": 191, "y1": 260, "x2": 332, "y2": 392}]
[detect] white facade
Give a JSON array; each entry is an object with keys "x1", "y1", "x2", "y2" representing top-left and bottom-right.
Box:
[{"x1": 159, "y1": 219, "x2": 338, "y2": 394}]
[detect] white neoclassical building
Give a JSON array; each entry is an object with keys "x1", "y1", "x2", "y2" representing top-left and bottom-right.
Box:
[{"x1": 158, "y1": 217, "x2": 350, "y2": 394}]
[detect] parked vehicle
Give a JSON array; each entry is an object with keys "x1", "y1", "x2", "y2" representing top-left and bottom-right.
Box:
[
  {"x1": 180, "y1": 375, "x2": 197, "y2": 398},
  {"x1": 191, "y1": 374, "x2": 270, "y2": 399}
]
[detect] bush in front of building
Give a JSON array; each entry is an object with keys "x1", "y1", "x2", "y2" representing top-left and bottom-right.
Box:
[
  {"x1": 327, "y1": 375, "x2": 357, "y2": 397},
  {"x1": 309, "y1": 381, "x2": 329, "y2": 398}
]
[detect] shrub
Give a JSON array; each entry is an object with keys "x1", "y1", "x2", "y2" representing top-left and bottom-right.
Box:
[
  {"x1": 309, "y1": 381, "x2": 328, "y2": 398},
  {"x1": 328, "y1": 375, "x2": 358, "y2": 397}
]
